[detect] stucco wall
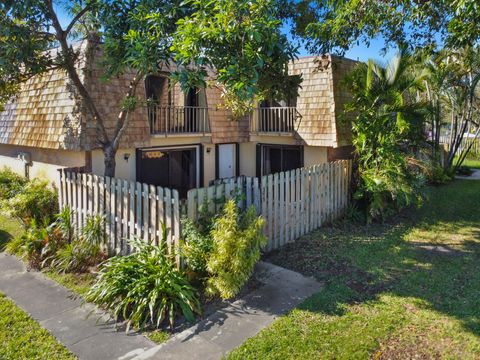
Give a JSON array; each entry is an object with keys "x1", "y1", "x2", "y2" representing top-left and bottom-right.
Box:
[
  {"x1": 239, "y1": 141, "x2": 329, "y2": 178},
  {"x1": 304, "y1": 146, "x2": 328, "y2": 166},
  {"x1": 0, "y1": 144, "x2": 86, "y2": 187},
  {"x1": 239, "y1": 142, "x2": 256, "y2": 177}
]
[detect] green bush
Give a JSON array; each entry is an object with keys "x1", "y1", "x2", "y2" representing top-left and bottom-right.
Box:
[
  {"x1": 49, "y1": 240, "x2": 104, "y2": 273},
  {"x1": 355, "y1": 165, "x2": 425, "y2": 221},
  {"x1": 2, "y1": 179, "x2": 58, "y2": 227},
  {"x1": 6, "y1": 221, "x2": 50, "y2": 270},
  {"x1": 0, "y1": 167, "x2": 27, "y2": 200},
  {"x1": 48, "y1": 214, "x2": 106, "y2": 273},
  {"x1": 86, "y1": 238, "x2": 201, "y2": 331},
  {"x1": 6, "y1": 207, "x2": 106, "y2": 273},
  {"x1": 206, "y1": 200, "x2": 266, "y2": 300},
  {"x1": 180, "y1": 216, "x2": 214, "y2": 281}
]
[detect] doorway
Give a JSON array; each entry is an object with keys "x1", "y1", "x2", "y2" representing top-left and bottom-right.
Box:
[
  {"x1": 136, "y1": 146, "x2": 200, "y2": 197},
  {"x1": 216, "y1": 143, "x2": 237, "y2": 179}
]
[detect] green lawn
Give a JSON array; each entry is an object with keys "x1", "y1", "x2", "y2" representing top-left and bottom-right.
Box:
[
  {"x1": 0, "y1": 292, "x2": 75, "y2": 360},
  {"x1": 0, "y1": 215, "x2": 23, "y2": 251},
  {"x1": 461, "y1": 158, "x2": 480, "y2": 169},
  {"x1": 229, "y1": 180, "x2": 480, "y2": 359}
]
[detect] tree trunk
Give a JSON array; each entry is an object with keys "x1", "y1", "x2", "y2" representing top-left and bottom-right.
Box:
[{"x1": 104, "y1": 145, "x2": 117, "y2": 178}]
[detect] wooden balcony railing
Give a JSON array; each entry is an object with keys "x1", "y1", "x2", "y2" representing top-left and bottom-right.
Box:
[
  {"x1": 149, "y1": 105, "x2": 210, "y2": 135},
  {"x1": 250, "y1": 107, "x2": 300, "y2": 134}
]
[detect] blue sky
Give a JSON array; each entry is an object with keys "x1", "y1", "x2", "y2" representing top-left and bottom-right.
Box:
[{"x1": 56, "y1": 6, "x2": 395, "y2": 64}]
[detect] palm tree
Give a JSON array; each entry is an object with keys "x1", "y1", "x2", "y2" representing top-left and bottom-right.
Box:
[{"x1": 346, "y1": 48, "x2": 428, "y2": 220}]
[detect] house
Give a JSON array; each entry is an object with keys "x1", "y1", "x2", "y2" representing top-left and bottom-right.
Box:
[{"x1": 0, "y1": 41, "x2": 356, "y2": 196}]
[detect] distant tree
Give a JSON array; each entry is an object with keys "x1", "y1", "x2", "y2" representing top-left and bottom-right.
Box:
[
  {"x1": 289, "y1": 0, "x2": 480, "y2": 55},
  {"x1": 0, "y1": 0, "x2": 297, "y2": 176}
]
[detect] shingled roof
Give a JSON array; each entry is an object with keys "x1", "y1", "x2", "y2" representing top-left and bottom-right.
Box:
[
  {"x1": 0, "y1": 41, "x2": 150, "y2": 151},
  {"x1": 0, "y1": 43, "x2": 89, "y2": 151}
]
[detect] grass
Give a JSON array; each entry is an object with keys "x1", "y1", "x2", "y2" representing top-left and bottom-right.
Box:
[
  {"x1": 454, "y1": 155, "x2": 480, "y2": 169},
  {"x1": 0, "y1": 292, "x2": 75, "y2": 359},
  {"x1": 228, "y1": 180, "x2": 480, "y2": 359},
  {"x1": 44, "y1": 271, "x2": 96, "y2": 297},
  {"x1": 0, "y1": 214, "x2": 23, "y2": 251},
  {"x1": 461, "y1": 158, "x2": 480, "y2": 169}
]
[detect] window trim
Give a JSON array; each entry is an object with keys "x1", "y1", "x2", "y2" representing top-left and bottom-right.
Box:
[
  {"x1": 256, "y1": 143, "x2": 304, "y2": 177},
  {"x1": 136, "y1": 144, "x2": 202, "y2": 188}
]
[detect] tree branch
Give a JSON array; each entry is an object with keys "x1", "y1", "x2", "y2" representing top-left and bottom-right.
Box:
[
  {"x1": 64, "y1": 4, "x2": 93, "y2": 38},
  {"x1": 45, "y1": 0, "x2": 110, "y2": 145},
  {"x1": 111, "y1": 75, "x2": 143, "y2": 151}
]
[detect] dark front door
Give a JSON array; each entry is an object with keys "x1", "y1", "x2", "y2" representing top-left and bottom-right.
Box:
[{"x1": 137, "y1": 147, "x2": 198, "y2": 197}]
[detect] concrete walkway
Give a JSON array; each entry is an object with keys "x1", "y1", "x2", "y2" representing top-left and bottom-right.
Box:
[
  {"x1": 457, "y1": 169, "x2": 480, "y2": 180},
  {"x1": 134, "y1": 261, "x2": 323, "y2": 360},
  {"x1": 0, "y1": 253, "x2": 323, "y2": 360},
  {"x1": 0, "y1": 252, "x2": 155, "y2": 360}
]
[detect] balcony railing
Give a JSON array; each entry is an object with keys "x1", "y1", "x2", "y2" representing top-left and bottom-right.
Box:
[
  {"x1": 250, "y1": 107, "x2": 300, "y2": 134},
  {"x1": 149, "y1": 105, "x2": 210, "y2": 135}
]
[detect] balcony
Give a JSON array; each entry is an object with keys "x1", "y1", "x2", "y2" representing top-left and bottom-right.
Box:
[
  {"x1": 250, "y1": 107, "x2": 301, "y2": 134},
  {"x1": 149, "y1": 105, "x2": 210, "y2": 136}
]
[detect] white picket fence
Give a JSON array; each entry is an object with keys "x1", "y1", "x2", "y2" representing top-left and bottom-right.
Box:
[
  {"x1": 58, "y1": 171, "x2": 180, "y2": 256},
  {"x1": 186, "y1": 176, "x2": 261, "y2": 220},
  {"x1": 185, "y1": 160, "x2": 352, "y2": 251},
  {"x1": 58, "y1": 160, "x2": 351, "y2": 255}
]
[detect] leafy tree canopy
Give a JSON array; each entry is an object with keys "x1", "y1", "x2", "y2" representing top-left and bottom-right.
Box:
[
  {"x1": 290, "y1": 0, "x2": 480, "y2": 55},
  {"x1": 0, "y1": 0, "x2": 299, "y2": 175},
  {"x1": 0, "y1": 0, "x2": 298, "y2": 116},
  {"x1": 172, "y1": 0, "x2": 300, "y2": 116}
]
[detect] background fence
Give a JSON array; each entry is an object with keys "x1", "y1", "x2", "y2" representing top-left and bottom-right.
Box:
[
  {"x1": 439, "y1": 135, "x2": 480, "y2": 156},
  {"x1": 58, "y1": 160, "x2": 351, "y2": 255}
]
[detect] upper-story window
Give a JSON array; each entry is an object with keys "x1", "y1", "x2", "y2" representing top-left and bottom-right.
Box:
[
  {"x1": 256, "y1": 96, "x2": 298, "y2": 133},
  {"x1": 145, "y1": 75, "x2": 210, "y2": 135},
  {"x1": 145, "y1": 75, "x2": 171, "y2": 106}
]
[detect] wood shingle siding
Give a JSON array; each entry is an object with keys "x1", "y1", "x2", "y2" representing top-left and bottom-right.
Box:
[
  {"x1": 0, "y1": 40, "x2": 357, "y2": 153},
  {"x1": 289, "y1": 55, "x2": 357, "y2": 147}
]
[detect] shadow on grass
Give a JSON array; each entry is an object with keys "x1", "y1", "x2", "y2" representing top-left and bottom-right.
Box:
[
  {"x1": 0, "y1": 229, "x2": 13, "y2": 252},
  {"x1": 266, "y1": 180, "x2": 480, "y2": 337}
]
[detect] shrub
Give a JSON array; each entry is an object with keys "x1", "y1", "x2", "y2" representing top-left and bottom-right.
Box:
[
  {"x1": 49, "y1": 240, "x2": 104, "y2": 273},
  {"x1": 0, "y1": 167, "x2": 27, "y2": 200},
  {"x1": 6, "y1": 221, "x2": 49, "y2": 270},
  {"x1": 48, "y1": 214, "x2": 106, "y2": 273},
  {"x1": 86, "y1": 238, "x2": 201, "y2": 331},
  {"x1": 206, "y1": 200, "x2": 266, "y2": 299},
  {"x1": 6, "y1": 207, "x2": 106, "y2": 273},
  {"x1": 355, "y1": 165, "x2": 425, "y2": 221},
  {"x1": 54, "y1": 206, "x2": 75, "y2": 244},
  {"x1": 2, "y1": 179, "x2": 58, "y2": 226},
  {"x1": 180, "y1": 216, "x2": 214, "y2": 281}
]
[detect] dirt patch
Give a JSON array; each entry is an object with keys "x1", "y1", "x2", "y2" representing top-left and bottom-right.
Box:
[{"x1": 372, "y1": 324, "x2": 464, "y2": 360}]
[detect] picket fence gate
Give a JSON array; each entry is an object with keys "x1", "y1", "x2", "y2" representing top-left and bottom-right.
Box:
[{"x1": 58, "y1": 159, "x2": 351, "y2": 255}]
